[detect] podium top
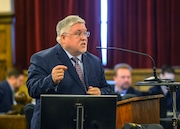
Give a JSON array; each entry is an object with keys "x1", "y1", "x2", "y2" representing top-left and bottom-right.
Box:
[
  {"x1": 117, "y1": 94, "x2": 164, "y2": 105},
  {"x1": 136, "y1": 81, "x2": 180, "y2": 86}
]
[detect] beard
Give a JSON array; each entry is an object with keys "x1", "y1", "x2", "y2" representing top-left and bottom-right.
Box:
[{"x1": 121, "y1": 82, "x2": 131, "y2": 90}]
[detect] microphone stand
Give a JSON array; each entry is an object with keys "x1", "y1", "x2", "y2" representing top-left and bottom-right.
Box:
[
  {"x1": 170, "y1": 85, "x2": 179, "y2": 129},
  {"x1": 96, "y1": 46, "x2": 160, "y2": 82}
]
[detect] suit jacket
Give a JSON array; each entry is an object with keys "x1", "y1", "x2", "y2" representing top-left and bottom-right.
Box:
[
  {"x1": 110, "y1": 85, "x2": 142, "y2": 97},
  {"x1": 26, "y1": 43, "x2": 112, "y2": 129},
  {"x1": 149, "y1": 86, "x2": 180, "y2": 112},
  {"x1": 0, "y1": 80, "x2": 13, "y2": 113}
]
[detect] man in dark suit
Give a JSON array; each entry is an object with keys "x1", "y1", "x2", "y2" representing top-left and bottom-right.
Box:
[
  {"x1": 26, "y1": 15, "x2": 112, "y2": 129},
  {"x1": 110, "y1": 63, "x2": 142, "y2": 98},
  {"x1": 149, "y1": 65, "x2": 180, "y2": 112},
  {"x1": 0, "y1": 68, "x2": 24, "y2": 113}
]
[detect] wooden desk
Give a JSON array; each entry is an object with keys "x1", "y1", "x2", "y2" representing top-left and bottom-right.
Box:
[
  {"x1": 0, "y1": 115, "x2": 27, "y2": 129},
  {"x1": 116, "y1": 95, "x2": 163, "y2": 129}
]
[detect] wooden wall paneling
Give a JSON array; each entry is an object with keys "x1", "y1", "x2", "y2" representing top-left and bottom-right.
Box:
[{"x1": 0, "y1": 12, "x2": 14, "y2": 81}]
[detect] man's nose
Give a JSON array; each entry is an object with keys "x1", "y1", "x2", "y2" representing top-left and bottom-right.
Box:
[
  {"x1": 80, "y1": 34, "x2": 87, "y2": 40},
  {"x1": 124, "y1": 77, "x2": 130, "y2": 81}
]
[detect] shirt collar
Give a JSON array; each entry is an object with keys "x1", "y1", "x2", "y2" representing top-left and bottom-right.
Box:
[
  {"x1": 114, "y1": 85, "x2": 128, "y2": 95},
  {"x1": 63, "y1": 49, "x2": 82, "y2": 62},
  {"x1": 114, "y1": 85, "x2": 119, "y2": 93}
]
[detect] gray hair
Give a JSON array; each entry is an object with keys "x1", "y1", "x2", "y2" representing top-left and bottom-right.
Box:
[
  {"x1": 56, "y1": 15, "x2": 85, "y2": 43},
  {"x1": 114, "y1": 63, "x2": 133, "y2": 75}
]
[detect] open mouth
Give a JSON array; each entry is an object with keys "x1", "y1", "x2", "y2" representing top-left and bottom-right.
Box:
[{"x1": 81, "y1": 42, "x2": 86, "y2": 46}]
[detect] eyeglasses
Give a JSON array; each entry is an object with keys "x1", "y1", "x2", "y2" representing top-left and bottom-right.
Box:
[{"x1": 64, "y1": 31, "x2": 90, "y2": 38}]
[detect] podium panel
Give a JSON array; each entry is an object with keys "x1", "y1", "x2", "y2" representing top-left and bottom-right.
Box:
[
  {"x1": 116, "y1": 95, "x2": 163, "y2": 129},
  {"x1": 0, "y1": 115, "x2": 27, "y2": 129}
]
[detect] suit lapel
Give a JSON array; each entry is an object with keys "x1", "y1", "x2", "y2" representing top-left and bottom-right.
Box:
[
  {"x1": 6, "y1": 81, "x2": 13, "y2": 104},
  {"x1": 82, "y1": 53, "x2": 90, "y2": 89},
  {"x1": 55, "y1": 44, "x2": 86, "y2": 91}
]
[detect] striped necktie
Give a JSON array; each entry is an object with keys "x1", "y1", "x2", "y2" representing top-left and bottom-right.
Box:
[{"x1": 72, "y1": 57, "x2": 87, "y2": 91}]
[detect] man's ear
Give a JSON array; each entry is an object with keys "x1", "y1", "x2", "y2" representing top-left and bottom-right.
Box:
[
  {"x1": 9, "y1": 76, "x2": 15, "y2": 80},
  {"x1": 113, "y1": 75, "x2": 116, "y2": 81},
  {"x1": 60, "y1": 35, "x2": 66, "y2": 44}
]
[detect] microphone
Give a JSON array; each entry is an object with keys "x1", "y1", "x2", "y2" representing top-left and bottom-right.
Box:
[{"x1": 96, "y1": 46, "x2": 161, "y2": 82}]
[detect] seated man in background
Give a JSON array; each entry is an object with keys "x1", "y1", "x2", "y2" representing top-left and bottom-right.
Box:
[
  {"x1": 0, "y1": 68, "x2": 24, "y2": 113},
  {"x1": 149, "y1": 65, "x2": 180, "y2": 114},
  {"x1": 111, "y1": 63, "x2": 142, "y2": 99}
]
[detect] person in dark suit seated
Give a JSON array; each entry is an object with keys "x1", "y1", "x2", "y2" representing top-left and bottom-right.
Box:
[
  {"x1": 0, "y1": 68, "x2": 24, "y2": 113},
  {"x1": 26, "y1": 15, "x2": 112, "y2": 129},
  {"x1": 110, "y1": 63, "x2": 142, "y2": 99},
  {"x1": 149, "y1": 65, "x2": 180, "y2": 113}
]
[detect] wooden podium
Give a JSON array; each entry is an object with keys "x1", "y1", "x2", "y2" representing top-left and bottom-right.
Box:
[
  {"x1": 0, "y1": 115, "x2": 27, "y2": 129},
  {"x1": 116, "y1": 95, "x2": 163, "y2": 129}
]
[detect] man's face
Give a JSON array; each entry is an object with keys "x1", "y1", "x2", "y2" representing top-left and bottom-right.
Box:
[
  {"x1": 160, "y1": 72, "x2": 175, "y2": 81},
  {"x1": 114, "y1": 68, "x2": 132, "y2": 90},
  {"x1": 60, "y1": 23, "x2": 88, "y2": 56},
  {"x1": 12, "y1": 75, "x2": 24, "y2": 90}
]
